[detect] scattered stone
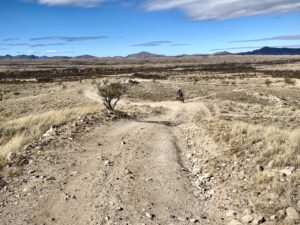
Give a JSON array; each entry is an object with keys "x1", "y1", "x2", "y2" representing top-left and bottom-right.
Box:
[
  {"x1": 243, "y1": 208, "x2": 252, "y2": 215},
  {"x1": 104, "y1": 160, "x2": 113, "y2": 166},
  {"x1": 116, "y1": 206, "x2": 124, "y2": 211},
  {"x1": 252, "y1": 215, "x2": 266, "y2": 225},
  {"x1": 46, "y1": 176, "x2": 56, "y2": 181},
  {"x1": 226, "y1": 210, "x2": 238, "y2": 218},
  {"x1": 280, "y1": 167, "x2": 294, "y2": 176},
  {"x1": 27, "y1": 170, "x2": 36, "y2": 175},
  {"x1": 286, "y1": 207, "x2": 299, "y2": 220},
  {"x1": 145, "y1": 213, "x2": 154, "y2": 220},
  {"x1": 238, "y1": 171, "x2": 245, "y2": 180},
  {"x1": 256, "y1": 165, "x2": 264, "y2": 172},
  {"x1": 270, "y1": 215, "x2": 277, "y2": 220},
  {"x1": 241, "y1": 215, "x2": 254, "y2": 223},
  {"x1": 189, "y1": 218, "x2": 199, "y2": 223}
]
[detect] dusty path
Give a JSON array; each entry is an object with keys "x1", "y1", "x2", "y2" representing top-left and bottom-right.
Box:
[{"x1": 0, "y1": 98, "x2": 226, "y2": 225}]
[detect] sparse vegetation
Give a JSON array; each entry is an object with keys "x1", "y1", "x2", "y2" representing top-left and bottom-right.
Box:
[
  {"x1": 208, "y1": 119, "x2": 300, "y2": 222},
  {"x1": 0, "y1": 56, "x2": 299, "y2": 224},
  {"x1": 0, "y1": 104, "x2": 101, "y2": 161}
]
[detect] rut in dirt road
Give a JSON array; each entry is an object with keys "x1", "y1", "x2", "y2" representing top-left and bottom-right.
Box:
[{"x1": 36, "y1": 117, "x2": 214, "y2": 224}]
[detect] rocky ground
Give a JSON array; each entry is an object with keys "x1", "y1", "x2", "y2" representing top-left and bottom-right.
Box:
[{"x1": 0, "y1": 73, "x2": 299, "y2": 225}]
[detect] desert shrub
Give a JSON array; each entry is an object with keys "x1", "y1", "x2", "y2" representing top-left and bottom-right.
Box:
[
  {"x1": 284, "y1": 77, "x2": 296, "y2": 85},
  {"x1": 265, "y1": 79, "x2": 272, "y2": 86},
  {"x1": 96, "y1": 80, "x2": 127, "y2": 110},
  {"x1": 128, "y1": 79, "x2": 139, "y2": 85}
]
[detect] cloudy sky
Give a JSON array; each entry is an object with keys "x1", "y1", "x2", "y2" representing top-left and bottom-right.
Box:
[{"x1": 0, "y1": 0, "x2": 300, "y2": 56}]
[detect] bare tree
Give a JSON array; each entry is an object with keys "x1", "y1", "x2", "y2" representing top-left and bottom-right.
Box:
[{"x1": 96, "y1": 80, "x2": 127, "y2": 110}]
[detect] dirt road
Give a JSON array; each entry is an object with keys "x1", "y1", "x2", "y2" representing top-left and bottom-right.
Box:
[{"x1": 0, "y1": 99, "x2": 227, "y2": 225}]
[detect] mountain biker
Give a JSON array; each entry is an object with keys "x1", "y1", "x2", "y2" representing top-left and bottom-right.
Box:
[{"x1": 177, "y1": 89, "x2": 184, "y2": 103}]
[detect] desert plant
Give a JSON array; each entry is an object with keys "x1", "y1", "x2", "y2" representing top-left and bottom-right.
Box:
[
  {"x1": 96, "y1": 80, "x2": 127, "y2": 110},
  {"x1": 265, "y1": 79, "x2": 272, "y2": 86},
  {"x1": 284, "y1": 77, "x2": 296, "y2": 85}
]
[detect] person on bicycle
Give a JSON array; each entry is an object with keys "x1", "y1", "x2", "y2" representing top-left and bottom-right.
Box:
[{"x1": 177, "y1": 89, "x2": 184, "y2": 103}]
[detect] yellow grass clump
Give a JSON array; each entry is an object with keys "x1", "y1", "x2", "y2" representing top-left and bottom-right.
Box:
[{"x1": 0, "y1": 104, "x2": 102, "y2": 159}]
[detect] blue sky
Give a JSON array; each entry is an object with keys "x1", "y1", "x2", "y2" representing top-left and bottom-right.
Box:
[{"x1": 0, "y1": 0, "x2": 300, "y2": 56}]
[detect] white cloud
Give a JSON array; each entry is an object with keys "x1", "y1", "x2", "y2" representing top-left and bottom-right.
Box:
[
  {"x1": 35, "y1": 0, "x2": 106, "y2": 7},
  {"x1": 143, "y1": 0, "x2": 300, "y2": 20},
  {"x1": 29, "y1": 49, "x2": 74, "y2": 55}
]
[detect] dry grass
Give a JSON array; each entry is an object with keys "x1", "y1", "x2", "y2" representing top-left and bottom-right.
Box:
[
  {"x1": 208, "y1": 119, "x2": 299, "y2": 221},
  {"x1": 0, "y1": 103, "x2": 102, "y2": 160}
]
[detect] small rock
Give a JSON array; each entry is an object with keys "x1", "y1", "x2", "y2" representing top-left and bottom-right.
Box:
[
  {"x1": 243, "y1": 208, "x2": 252, "y2": 215},
  {"x1": 104, "y1": 160, "x2": 113, "y2": 166},
  {"x1": 116, "y1": 206, "x2": 123, "y2": 211},
  {"x1": 286, "y1": 207, "x2": 300, "y2": 220},
  {"x1": 270, "y1": 215, "x2": 277, "y2": 220},
  {"x1": 28, "y1": 170, "x2": 36, "y2": 175},
  {"x1": 226, "y1": 210, "x2": 238, "y2": 218},
  {"x1": 252, "y1": 215, "x2": 266, "y2": 225},
  {"x1": 256, "y1": 165, "x2": 264, "y2": 172},
  {"x1": 241, "y1": 215, "x2": 254, "y2": 223},
  {"x1": 145, "y1": 213, "x2": 154, "y2": 220},
  {"x1": 238, "y1": 171, "x2": 245, "y2": 180},
  {"x1": 280, "y1": 167, "x2": 294, "y2": 176},
  {"x1": 189, "y1": 218, "x2": 199, "y2": 223}
]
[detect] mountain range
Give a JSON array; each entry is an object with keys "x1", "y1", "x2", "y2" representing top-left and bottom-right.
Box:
[{"x1": 1, "y1": 47, "x2": 300, "y2": 60}]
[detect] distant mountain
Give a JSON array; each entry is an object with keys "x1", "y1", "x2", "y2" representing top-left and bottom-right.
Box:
[
  {"x1": 0, "y1": 54, "x2": 39, "y2": 60},
  {"x1": 126, "y1": 51, "x2": 165, "y2": 58},
  {"x1": 0, "y1": 55, "x2": 85, "y2": 60},
  {"x1": 175, "y1": 54, "x2": 208, "y2": 58},
  {"x1": 2, "y1": 47, "x2": 300, "y2": 60},
  {"x1": 212, "y1": 51, "x2": 233, "y2": 56},
  {"x1": 74, "y1": 55, "x2": 97, "y2": 59},
  {"x1": 240, "y1": 47, "x2": 300, "y2": 55}
]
